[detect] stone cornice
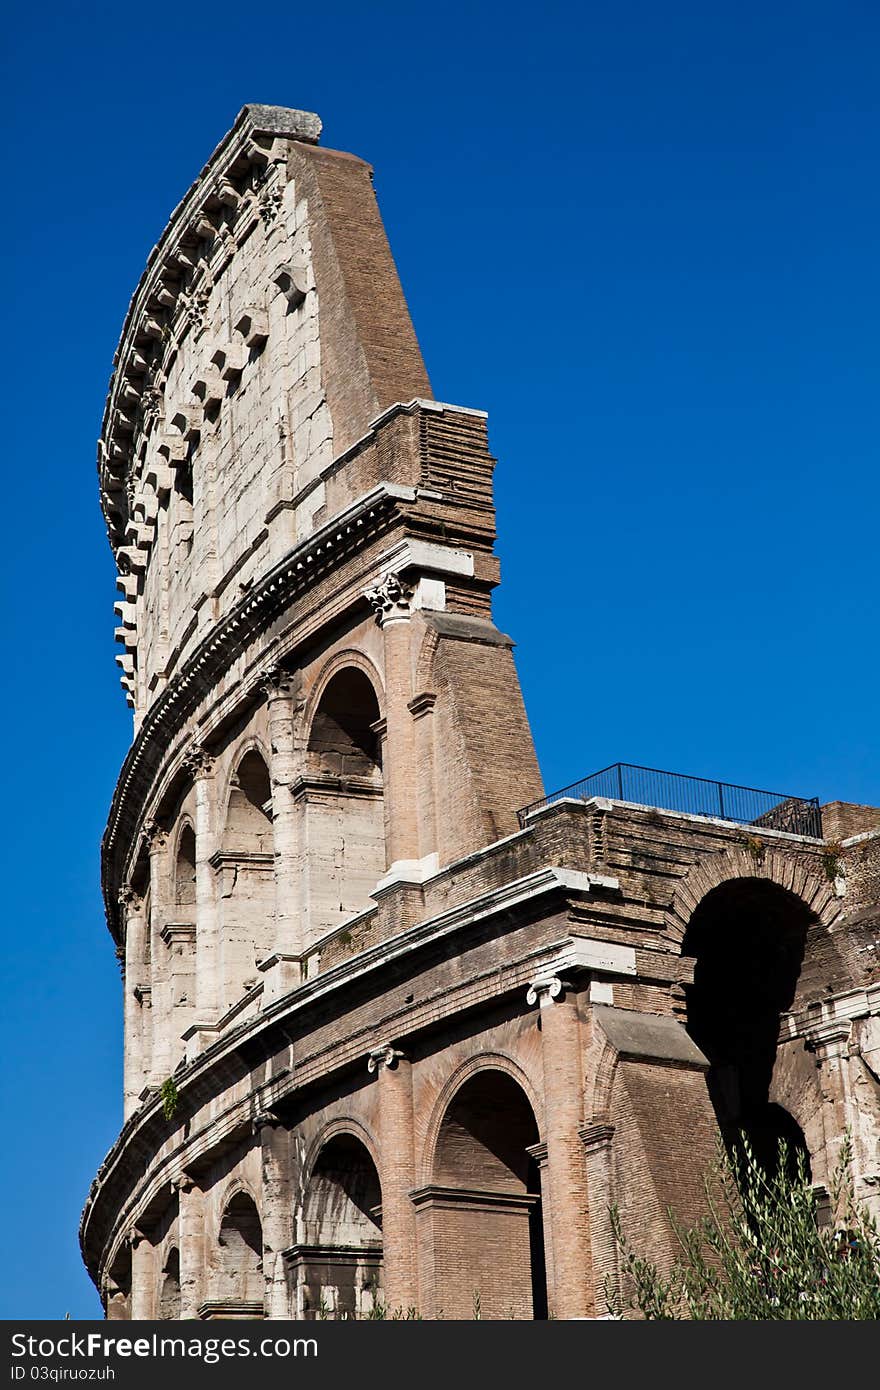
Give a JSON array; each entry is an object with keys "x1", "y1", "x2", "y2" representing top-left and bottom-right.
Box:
[{"x1": 98, "y1": 105, "x2": 322, "y2": 551}]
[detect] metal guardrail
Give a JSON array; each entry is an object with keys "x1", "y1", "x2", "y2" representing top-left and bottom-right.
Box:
[{"x1": 517, "y1": 762, "x2": 823, "y2": 838}]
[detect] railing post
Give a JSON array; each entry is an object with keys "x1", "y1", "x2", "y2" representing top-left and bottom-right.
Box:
[
  {"x1": 718, "y1": 782, "x2": 725, "y2": 818},
  {"x1": 616, "y1": 764, "x2": 624, "y2": 800}
]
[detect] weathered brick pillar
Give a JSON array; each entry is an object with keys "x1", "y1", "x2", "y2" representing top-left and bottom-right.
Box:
[
  {"x1": 176, "y1": 1175, "x2": 205, "y2": 1319},
  {"x1": 525, "y1": 1140, "x2": 555, "y2": 1307},
  {"x1": 369, "y1": 1045, "x2": 418, "y2": 1312},
  {"x1": 120, "y1": 888, "x2": 148, "y2": 1120},
  {"x1": 129, "y1": 1232, "x2": 155, "y2": 1320},
  {"x1": 580, "y1": 1122, "x2": 618, "y2": 1305},
  {"x1": 527, "y1": 974, "x2": 595, "y2": 1318},
  {"x1": 256, "y1": 1113, "x2": 294, "y2": 1319},
  {"x1": 260, "y1": 667, "x2": 302, "y2": 959},
  {"x1": 409, "y1": 692, "x2": 438, "y2": 862},
  {"x1": 145, "y1": 821, "x2": 172, "y2": 1079},
  {"x1": 186, "y1": 745, "x2": 219, "y2": 1018},
  {"x1": 366, "y1": 578, "x2": 419, "y2": 870}
]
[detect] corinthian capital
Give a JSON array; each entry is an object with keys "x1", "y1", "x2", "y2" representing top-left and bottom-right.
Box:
[
  {"x1": 183, "y1": 741, "x2": 214, "y2": 779},
  {"x1": 364, "y1": 573, "x2": 413, "y2": 625},
  {"x1": 258, "y1": 665, "x2": 293, "y2": 699}
]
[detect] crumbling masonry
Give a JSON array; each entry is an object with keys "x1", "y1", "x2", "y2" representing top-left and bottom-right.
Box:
[{"x1": 81, "y1": 106, "x2": 880, "y2": 1319}]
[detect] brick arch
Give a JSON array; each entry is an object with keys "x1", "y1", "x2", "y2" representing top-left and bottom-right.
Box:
[
  {"x1": 302, "y1": 1116, "x2": 382, "y2": 1186},
  {"x1": 419, "y1": 1052, "x2": 544, "y2": 1187},
  {"x1": 303, "y1": 650, "x2": 385, "y2": 736},
  {"x1": 665, "y1": 846, "x2": 841, "y2": 947}
]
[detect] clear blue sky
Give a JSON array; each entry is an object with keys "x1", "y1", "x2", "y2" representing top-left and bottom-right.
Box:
[{"x1": 1, "y1": 0, "x2": 877, "y2": 1318}]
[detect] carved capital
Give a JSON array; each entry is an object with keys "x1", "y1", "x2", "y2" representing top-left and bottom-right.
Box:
[
  {"x1": 526, "y1": 973, "x2": 568, "y2": 1007},
  {"x1": 367, "y1": 1045, "x2": 406, "y2": 1074},
  {"x1": 142, "y1": 817, "x2": 169, "y2": 852},
  {"x1": 183, "y1": 741, "x2": 214, "y2": 779},
  {"x1": 258, "y1": 665, "x2": 293, "y2": 700},
  {"x1": 364, "y1": 573, "x2": 413, "y2": 625},
  {"x1": 252, "y1": 1108, "x2": 284, "y2": 1135},
  {"x1": 117, "y1": 886, "x2": 144, "y2": 913}
]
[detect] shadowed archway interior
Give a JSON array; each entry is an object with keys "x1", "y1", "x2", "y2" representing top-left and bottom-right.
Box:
[{"x1": 683, "y1": 878, "x2": 813, "y2": 1179}]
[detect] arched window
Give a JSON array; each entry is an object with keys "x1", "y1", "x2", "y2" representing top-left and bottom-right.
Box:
[
  {"x1": 303, "y1": 668, "x2": 385, "y2": 940},
  {"x1": 222, "y1": 751, "x2": 272, "y2": 854},
  {"x1": 216, "y1": 750, "x2": 275, "y2": 1006},
  {"x1": 425, "y1": 1070, "x2": 547, "y2": 1319},
  {"x1": 216, "y1": 1192, "x2": 264, "y2": 1313},
  {"x1": 295, "y1": 1134, "x2": 383, "y2": 1318},
  {"x1": 174, "y1": 825, "x2": 196, "y2": 913}
]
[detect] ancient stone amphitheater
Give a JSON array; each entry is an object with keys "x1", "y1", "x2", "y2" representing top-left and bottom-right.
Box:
[{"x1": 81, "y1": 105, "x2": 880, "y2": 1320}]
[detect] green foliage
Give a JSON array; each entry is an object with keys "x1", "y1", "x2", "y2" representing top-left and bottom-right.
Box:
[
  {"x1": 606, "y1": 1134, "x2": 880, "y2": 1319},
  {"x1": 159, "y1": 1076, "x2": 179, "y2": 1121}
]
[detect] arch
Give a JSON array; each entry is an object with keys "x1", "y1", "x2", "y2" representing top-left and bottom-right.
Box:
[
  {"x1": 295, "y1": 1131, "x2": 383, "y2": 1319},
  {"x1": 158, "y1": 1246, "x2": 181, "y2": 1320},
  {"x1": 216, "y1": 1190, "x2": 264, "y2": 1309},
  {"x1": 681, "y1": 874, "x2": 819, "y2": 1179},
  {"x1": 421, "y1": 1052, "x2": 544, "y2": 1186},
  {"x1": 666, "y1": 846, "x2": 841, "y2": 945},
  {"x1": 174, "y1": 821, "x2": 196, "y2": 910},
  {"x1": 301, "y1": 663, "x2": 386, "y2": 938},
  {"x1": 304, "y1": 650, "x2": 385, "y2": 733},
  {"x1": 425, "y1": 1066, "x2": 547, "y2": 1320},
  {"x1": 221, "y1": 748, "x2": 273, "y2": 854}
]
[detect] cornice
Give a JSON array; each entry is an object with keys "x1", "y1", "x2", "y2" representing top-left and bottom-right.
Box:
[{"x1": 97, "y1": 105, "x2": 322, "y2": 551}]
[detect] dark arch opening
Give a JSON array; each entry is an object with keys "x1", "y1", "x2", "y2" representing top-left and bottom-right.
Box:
[
  {"x1": 432, "y1": 1070, "x2": 547, "y2": 1320},
  {"x1": 223, "y1": 750, "x2": 273, "y2": 852},
  {"x1": 308, "y1": 668, "x2": 382, "y2": 775},
  {"x1": 297, "y1": 1133, "x2": 383, "y2": 1319},
  {"x1": 683, "y1": 878, "x2": 813, "y2": 1179},
  {"x1": 217, "y1": 1192, "x2": 264, "y2": 1308},
  {"x1": 175, "y1": 825, "x2": 196, "y2": 909},
  {"x1": 303, "y1": 668, "x2": 385, "y2": 935}
]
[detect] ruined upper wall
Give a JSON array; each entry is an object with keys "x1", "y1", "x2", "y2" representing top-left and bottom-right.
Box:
[{"x1": 99, "y1": 105, "x2": 431, "y2": 719}]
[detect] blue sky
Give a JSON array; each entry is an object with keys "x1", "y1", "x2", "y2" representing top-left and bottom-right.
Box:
[{"x1": 1, "y1": 1, "x2": 877, "y2": 1318}]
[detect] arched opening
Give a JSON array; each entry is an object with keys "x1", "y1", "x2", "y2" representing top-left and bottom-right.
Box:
[
  {"x1": 682, "y1": 878, "x2": 813, "y2": 1179},
  {"x1": 302, "y1": 668, "x2": 385, "y2": 939},
  {"x1": 294, "y1": 1134, "x2": 383, "y2": 1319},
  {"x1": 216, "y1": 750, "x2": 275, "y2": 1005},
  {"x1": 158, "y1": 1247, "x2": 181, "y2": 1320},
  {"x1": 222, "y1": 751, "x2": 273, "y2": 853},
  {"x1": 425, "y1": 1070, "x2": 547, "y2": 1320},
  {"x1": 215, "y1": 1192, "x2": 264, "y2": 1314},
  {"x1": 174, "y1": 825, "x2": 196, "y2": 913}
]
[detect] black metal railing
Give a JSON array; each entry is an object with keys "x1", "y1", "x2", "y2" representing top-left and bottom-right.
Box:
[{"x1": 517, "y1": 762, "x2": 823, "y2": 838}]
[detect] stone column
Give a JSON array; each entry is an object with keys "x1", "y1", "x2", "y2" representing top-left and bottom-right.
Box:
[
  {"x1": 365, "y1": 577, "x2": 420, "y2": 872},
  {"x1": 368, "y1": 1045, "x2": 418, "y2": 1312},
  {"x1": 256, "y1": 1112, "x2": 293, "y2": 1319},
  {"x1": 527, "y1": 974, "x2": 595, "y2": 1318},
  {"x1": 120, "y1": 888, "x2": 148, "y2": 1120},
  {"x1": 129, "y1": 1232, "x2": 155, "y2": 1320},
  {"x1": 175, "y1": 1175, "x2": 206, "y2": 1320},
  {"x1": 260, "y1": 668, "x2": 302, "y2": 959},
  {"x1": 185, "y1": 744, "x2": 220, "y2": 1020},
  {"x1": 144, "y1": 821, "x2": 172, "y2": 1080}
]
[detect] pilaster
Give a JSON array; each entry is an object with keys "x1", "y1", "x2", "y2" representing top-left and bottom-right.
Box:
[{"x1": 368, "y1": 1044, "x2": 418, "y2": 1312}]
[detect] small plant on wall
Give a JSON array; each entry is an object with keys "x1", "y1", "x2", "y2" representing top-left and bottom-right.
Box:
[
  {"x1": 821, "y1": 841, "x2": 845, "y2": 884},
  {"x1": 160, "y1": 1076, "x2": 180, "y2": 1121}
]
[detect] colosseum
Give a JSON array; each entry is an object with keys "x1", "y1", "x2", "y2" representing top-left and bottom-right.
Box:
[{"x1": 81, "y1": 104, "x2": 880, "y2": 1320}]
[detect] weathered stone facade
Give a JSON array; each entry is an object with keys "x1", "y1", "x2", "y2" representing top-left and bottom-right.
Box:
[{"x1": 82, "y1": 106, "x2": 880, "y2": 1320}]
